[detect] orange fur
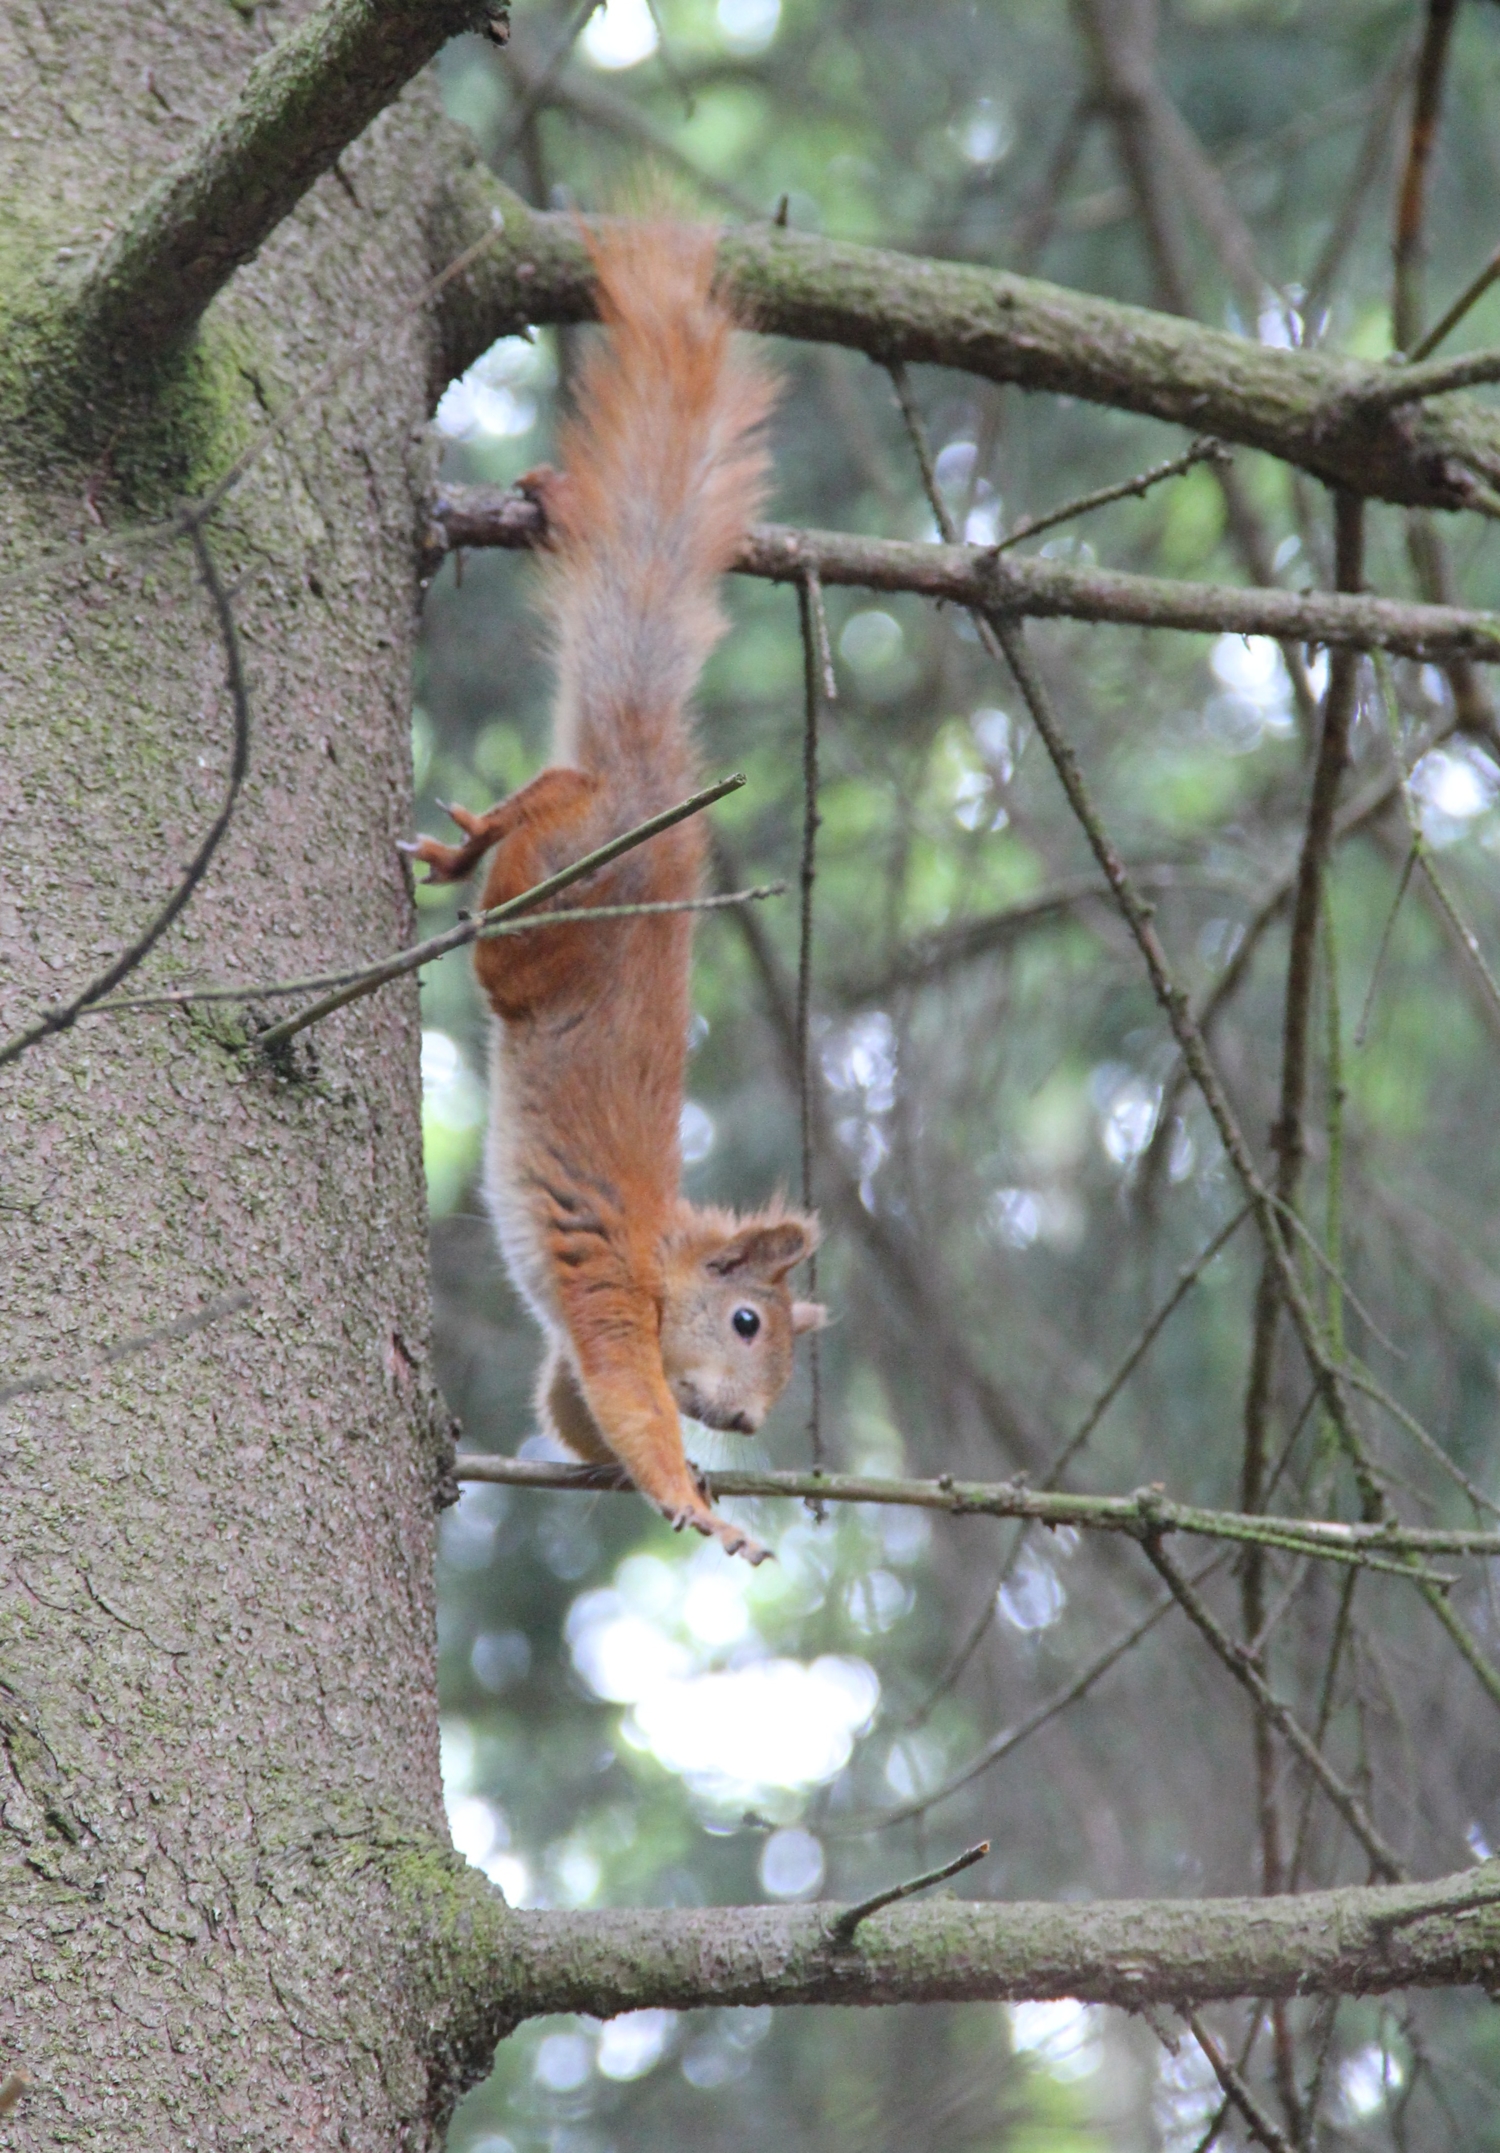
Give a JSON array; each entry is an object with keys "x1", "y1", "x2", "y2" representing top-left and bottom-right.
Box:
[{"x1": 412, "y1": 221, "x2": 823, "y2": 1562}]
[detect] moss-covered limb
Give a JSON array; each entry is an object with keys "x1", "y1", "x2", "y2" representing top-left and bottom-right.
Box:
[
  {"x1": 490, "y1": 1867, "x2": 1500, "y2": 2016},
  {"x1": 452, "y1": 1454, "x2": 1493, "y2": 1574},
  {"x1": 428, "y1": 481, "x2": 1500, "y2": 663},
  {"x1": 429, "y1": 174, "x2": 1500, "y2": 514},
  {"x1": 61, "y1": 0, "x2": 499, "y2": 366}
]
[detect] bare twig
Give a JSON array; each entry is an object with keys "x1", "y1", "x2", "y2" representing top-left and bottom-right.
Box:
[
  {"x1": 1241, "y1": 493, "x2": 1365, "y2": 1901},
  {"x1": 886, "y1": 349, "x2": 1381, "y2": 1513},
  {"x1": 1142, "y1": 1535, "x2": 1407, "y2": 1882},
  {"x1": 831, "y1": 1555, "x2": 1232, "y2": 1836},
  {"x1": 795, "y1": 567, "x2": 829, "y2": 1475},
  {"x1": 1392, "y1": 0, "x2": 1459, "y2": 353},
  {"x1": 1184, "y1": 2012, "x2": 1296, "y2": 2153},
  {"x1": 252, "y1": 773, "x2": 747, "y2": 1050},
  {"x1": 0, "y1": 524, "x2": 251, "y2": 1071},
  {"x1": 1304, "y1": 38, "x2": 1415, "y2": 334},
  {"x1": 992, "y1": 436, "x2": 1229, "y2": 553},
  {"x1": 1410, "y1": 241, "x2": 1500, "y2": 363},
  {"x1": 452, "y1": 1454, "x2": 1483, "y2": 1572},
  {"x1": 842, "y1": 866, "x2": 1254, "y2": 1004},
  {"x1": 427, "y1": 486, "x2": 1500, "y2": 665},
  {"x1": 81, "y1": 888, "x2": 783, "y2": 1016},
  {"x1": 493, "y1": 0, "x2": 605, "y2": 166},
  {"x1": 500, "y1": 34, "x2": 759, "y2": 216},
  {"x1": 1045, "y1": 1203, "x2": 1254, "y2": 1485},
  {"x1": 1356, "y1": 343, "x2": 1500, "y2": 412},
  {"x1": 827, "y1": 1842, "x2": 989, "y2": 1948}
]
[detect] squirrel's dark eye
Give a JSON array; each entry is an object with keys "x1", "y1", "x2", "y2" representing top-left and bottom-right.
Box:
[{"x1": 732, "y1": 1306, "x2": 761, "y2": 1340}]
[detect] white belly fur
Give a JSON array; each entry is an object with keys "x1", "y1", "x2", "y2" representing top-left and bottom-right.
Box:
[{"x1": 483, "y1": 1018, "x2": 562, "y2": 1337}]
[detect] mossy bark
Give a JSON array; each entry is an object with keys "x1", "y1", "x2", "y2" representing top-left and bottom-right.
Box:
[
  {"x1": 430, "y1": 169, "x2": 1500, "y2": 517},
  {"x1": 0, "y1": 8, "x2": 513, "y2": 2144}
]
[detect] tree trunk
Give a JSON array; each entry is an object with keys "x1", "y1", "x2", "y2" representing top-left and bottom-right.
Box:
[{"x1": 0, "y1": 8, "x2": 505, "y2": 2143}]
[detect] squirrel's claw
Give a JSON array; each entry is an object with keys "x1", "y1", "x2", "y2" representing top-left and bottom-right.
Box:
[{"x1": 666, "y1": 1499, "x2": 770, "y2": 1566}]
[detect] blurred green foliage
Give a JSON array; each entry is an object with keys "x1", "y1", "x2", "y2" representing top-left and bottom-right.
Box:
[{"x1": 415, "y1": 1, "x2": 1500, "y2": 2144}]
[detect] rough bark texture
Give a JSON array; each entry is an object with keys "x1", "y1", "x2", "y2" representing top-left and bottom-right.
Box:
[
  {"x1": 492, "y1": 1868, "x2": 1500, "y2": 2015},
  {"x1": 0, "y1": 7, "x2": 510, "y2": 2145},
  {"x1": 60, "y1": 0, "x2": 495, "y2": 365}
]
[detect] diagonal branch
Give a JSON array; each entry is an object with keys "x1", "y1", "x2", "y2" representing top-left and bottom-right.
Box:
[
  {"x1": 1143, "y1": 1535, "x2": 1406, "y2": 1882},
  {"x1": 63, "y1": 0, "x2": 500, "y2": 363},
  {"x1": 253, "y1": 773, "x2": 746, "y2": 1050}
]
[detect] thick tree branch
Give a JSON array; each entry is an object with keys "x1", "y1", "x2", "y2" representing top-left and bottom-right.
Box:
[
  {"x1": 64, "y1": 0, "x2": 500, "y2": 363},
  {"x1": 426, "y1": 484, "x2": 1500, "y2": 663},
  {"x1": 486, "y1": 1866, "x2": 1500, "y2": 2015},
  {"x1": 430, "y1": 177, "x2": 1500, "y2": 514}
]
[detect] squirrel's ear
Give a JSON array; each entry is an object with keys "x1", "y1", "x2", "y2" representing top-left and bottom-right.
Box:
[
  {"x1": 704, "y1": 1215, "x2": 818, "y2": 1283},
  {"x1": 791, "y1": 1299, "x2": 828, "y2": 1334}
]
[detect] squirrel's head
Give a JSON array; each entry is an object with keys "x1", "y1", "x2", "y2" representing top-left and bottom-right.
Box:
[{"x1": 660, "y1": 1207, "x2": 826, "y2": 1436}]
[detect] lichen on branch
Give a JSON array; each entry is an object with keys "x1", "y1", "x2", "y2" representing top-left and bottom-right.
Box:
[
  {"x1": 61, "y1": 0, "x2": 500, "y2": 366},
  {"x1": 430, "y1": 170, "x2": 1500, "y2": 516}
]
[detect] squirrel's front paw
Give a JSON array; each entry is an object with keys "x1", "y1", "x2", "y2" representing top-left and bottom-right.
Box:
[{"x1": 666, "y1": 1500, "x2": 770, "y2": 1566}]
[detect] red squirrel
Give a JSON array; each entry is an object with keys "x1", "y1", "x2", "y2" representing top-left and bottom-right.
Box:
[{"x1": 410, "y1": 218, "x2": 824, "y2": 1563}]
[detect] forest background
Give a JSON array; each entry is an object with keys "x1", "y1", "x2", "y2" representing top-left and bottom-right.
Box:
[
  {"x1": 415, "y1": 1, "x2": 1500, "y2": 2148},
  {"x1": 8, "y1": 0, "x2": 1500, "y2": 2146}
]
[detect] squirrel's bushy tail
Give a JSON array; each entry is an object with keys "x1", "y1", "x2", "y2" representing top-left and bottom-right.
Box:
[{"x1": 541, "y1": 219, "x2": 774, "y2": 785}]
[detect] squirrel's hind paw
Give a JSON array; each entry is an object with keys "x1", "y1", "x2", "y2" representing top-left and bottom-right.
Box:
[{"x1": 399, "y1": 833, "x2": 470, "y2": 884}]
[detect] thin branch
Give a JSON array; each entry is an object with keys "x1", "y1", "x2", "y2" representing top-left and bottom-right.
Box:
[
  {"x1": 795, "y1": 567, "x2": 828, "y2": 1473},
  {"x1": 81, "y1": 888, "x2": 783, "y2": 1016},
  {"x1": 451, "y1": 1454, "x2": 1487, "y2": 1572},
  {"x1": 841, "y1": 867, "x2": 1255, "y2": 1004},
  {"x1": 1392, "y1": 0, "x2": 1459, "y2": 354},
  {"x1": 1184, "y1": 2012, "x2": 1296, "y2": 2153},
  {"x1": 827, "y1": 1843, "x2": 989, "y2": 1948},
  {"x1": 1410, "y1": 242, "x2": 1500, "y2": 363},
  {"x1": 252, "y1": 773, "x2": 746, "y2": 1051},
  {"x1": 427, "y1": 484, "x2": 1500, "y2": 663},
  {"x1": 0, "y1": 1290, "x2": 254, "y2": 1406},
  {"x1": 63, "y1": 0, "x2": 501, "y2": 361},
  {"x1": 835, "y1": 1563, "x2": 1223, "y2": 1836},
  {"x1": 1045, "y1": 1204, "x2": 1253, "y2": 1485},
  {"x1": 429, "y1": 187, "x2": 1500, "y2": 514},
  {"x1": 499, "y1": 33, "x2": 759, "y2": 217},
  {"x1": 1241, "y1": 494, "x2": 1365, "y2": 1903},
  {"x1": 1142, "y1": 1535, "x2": 1407, "y2": 1882},
  {"x1": 992, "y1": 436, "x2": 1229, "y2": 553},
  {"x1": 0, "y1": 524, "x2": 251, "y2": 1071},
  {"x1": 486, "y1": 1864, "x2": 1500, "y2": 2015},
  {"x1": 1355, "y1": 841, "x2": 1420, "y2": 1045},
  {"x1": 1304, "y1": 37, "x2": 1415, "y2": 333},
  {"x1": 1354, "y1": 343, "x2": 1500, "y2": 412},
  {"x1": 493, "y1": 0, "x2": 604, "y2": 166},
  {"x1": 886, "y1": 355, "x2": 1387, "y2": 1526}
]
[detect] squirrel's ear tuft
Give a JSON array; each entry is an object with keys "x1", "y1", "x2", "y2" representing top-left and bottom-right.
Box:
[
  {"x1": 704, "y1": 1214, "x2": 818, "y2": 1283},
  {"x1": 791, "y1": 1299, "x2": 828, "y2": 1334}
]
